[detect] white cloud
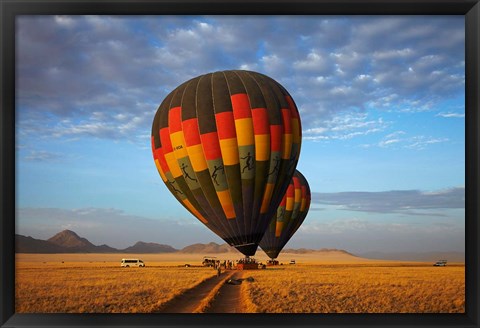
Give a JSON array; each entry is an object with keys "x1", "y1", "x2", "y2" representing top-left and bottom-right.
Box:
[
  {"x1": 373, "y1": 48, "x2": 414, "y2": 60},
  {"x1": 372, "y1": 131, "x2": 449, "y2": 150},
  {"x1": 24, "y1": 150, "x2": 62, "y2": 162},
  {"x1": 311, "y1": 187, "x2": 464, "y2": 214},
  {"x1": 406, "y1": 136, "x2": 449, "y2": 150},
  {"x1": 16, "y1": 15, "x2": 464, "y2": 147},
  {"x1": 303, "y1": 112, "x2": 387, "y2": 142},
  {"x1": 436, "y1": 112, "x2": 465, "y2": 118},
  {"x1": 54, "y1": 15, "x2": 76, "y2": 28},
  {"x1": 294, "y1": 50, "x2": 328, "y2": 73}
]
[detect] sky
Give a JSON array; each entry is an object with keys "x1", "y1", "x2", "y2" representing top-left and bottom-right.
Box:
[{"x1": 15, "y1": 15, "x2": 465, "y2": 254}]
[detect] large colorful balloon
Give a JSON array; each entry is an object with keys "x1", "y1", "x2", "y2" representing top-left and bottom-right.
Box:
[
  {"x1": 259, "y1": 170, "x2": 311, "y2": 260},
  {"x1": 151, "y1": 70, "x2": 302, "y2": 256}
]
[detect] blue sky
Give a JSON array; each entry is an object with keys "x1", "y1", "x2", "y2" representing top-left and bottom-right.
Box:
[{"x1": 16, "y1": 15, "x2": 465, "y2": 253}]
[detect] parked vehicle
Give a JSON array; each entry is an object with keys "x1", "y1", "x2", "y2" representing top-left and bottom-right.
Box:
[
  {"x1": 433, "y1": 260, "x2": 447, "y2": 266},
  {"x1": 202, "y1": 256, "x2": 217, "y2": 267},
  {"x1": 121, "y1": 259, "x2": 145, "y2": 267},
  {"x1": 290, "y1": 259, "x2": 296, "y2": 265}
]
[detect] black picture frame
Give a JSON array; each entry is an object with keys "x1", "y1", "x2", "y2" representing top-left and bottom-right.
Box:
[{"x1": 1, "y1": 1, "x2": 478, "y2": 327}]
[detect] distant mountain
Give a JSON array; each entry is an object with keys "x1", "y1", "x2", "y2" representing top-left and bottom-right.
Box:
[
  {"x1": 16, "y1": 230, "x2": 181, "y2": 254},
  {"x1": 48, "y1": 230, "x2": 95, "y2": 248},
  {"x1": 16, "y1": 232, "x2": 237, "y2": 254},
  {"x1": 16, "y1": 234, "x2": 68, "y2": 253},
  {"x1": 282, "y1": 248, "x2": 356, "y2": 256},
  {"x1": 17, "y1": 230, "x2": 463, "y2": 262},
  {"x1": 93, "y1": 244, "x2": 119, "y2": 253},
  {"x1": 180, "y1": 242, "x2": 240, "y2": 254},
  {"x1": 358, "y1": 251, "x2": 465, "y2": 263},
  {"x1": 48, "y1": 230, "x2": 118, "y2": 253},
  {"x1": 16, "y1": 230, "x2": 118, "y2": 254},
  {"x1": 121, "y1": 241, "x2": 177, "y2": 253}
]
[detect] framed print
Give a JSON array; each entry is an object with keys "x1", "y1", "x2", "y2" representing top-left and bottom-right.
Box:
[{"x1": 1, "y1": 0, "x2": 479, "y2": 327}]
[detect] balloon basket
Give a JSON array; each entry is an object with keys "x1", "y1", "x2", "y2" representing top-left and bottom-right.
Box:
[
  {"x1": 236, "y1": 263, "x2": 259, "y2": 270},
  {"x1": 236, "y1": 257, "x2": 260, "y2": 270}
]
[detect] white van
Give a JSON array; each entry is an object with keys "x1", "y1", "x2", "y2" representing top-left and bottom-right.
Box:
[{"x1": 121, "y1": 259, "x2": 145, "y2": 267}]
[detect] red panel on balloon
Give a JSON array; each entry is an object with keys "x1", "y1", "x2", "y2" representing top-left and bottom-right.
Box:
[
  {"x1": 168, "y1": 107, "x2": 182, "y2": 133},
  {"x1": 183, "y1": 118, "x2": 202, "y2": 146},
  {"x1": 251, "y1": 108, "x2": 269, "y2": 135},
  {"x1": 201, "y1": 132, "x2": 222, "y2": 160},
  {"x1": 231, "y1": 93, "x2": 252, "y2": 119},
  {"x1": 215, "y1": 111, "x2": 236, "y2": 139}
]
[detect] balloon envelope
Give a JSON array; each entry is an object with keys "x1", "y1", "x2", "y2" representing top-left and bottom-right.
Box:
[
  {"x1": 259, "y1": 170, "x2": 311, "y2": 260},
  {"x1": 151, "y1": 70, "x2": 301, "y2": 256}
]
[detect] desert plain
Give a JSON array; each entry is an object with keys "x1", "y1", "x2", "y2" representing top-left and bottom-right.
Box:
[{"x1": 15, "y1": 251, "x2": 465, "y2": 313}]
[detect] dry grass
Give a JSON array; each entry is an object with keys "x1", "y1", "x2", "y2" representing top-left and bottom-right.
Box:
[
  {"x1": 240, "y1": 279, "x2": 259, "y2": 313},
  {"x1": 16, "y1": 260, "x2": 216, "y2": 313},
  {"x1": 242, "y1": 263, "x2": 465, "y2": 313},
  {"x1": 16, "y1": 254, "x2": 465, "y2": 313}
]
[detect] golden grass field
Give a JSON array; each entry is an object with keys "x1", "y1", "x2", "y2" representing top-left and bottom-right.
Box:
[
  {"x1": 15, "y1": 252, "x2": 464, "y2": 313},
  {"x1": 242, "y1": 264, "x2": 465, "y2": 313},
  {"x1": 16, "y1": 254, "x2": 217, "y2": 313}
]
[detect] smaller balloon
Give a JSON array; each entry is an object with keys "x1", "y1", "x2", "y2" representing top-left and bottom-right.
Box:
[{"x1": 259, "y1": 170, "x2": 311, "y2": 260}]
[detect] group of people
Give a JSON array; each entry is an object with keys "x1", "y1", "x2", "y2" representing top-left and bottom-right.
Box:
[
  {"x1": 205, "y1": 257, "x2": 259, "y2": 276},
  {"x1": 212, "y1": 259, "x2": 237, "y2": 270},
  {"x1": 212, "y1": 259, "x2": 236, "y2": 276},
  {"x1": 237, "y1": 257, "x2": 257, "y2": 264}
]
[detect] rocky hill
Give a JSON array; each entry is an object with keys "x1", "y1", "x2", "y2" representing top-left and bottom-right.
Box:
[
  {"x1": 48, "y1": 230, "x2": 94, "y2": 248},
  {"x1": 282, "y1": 248, "x2": 357, "y2": 256},
  {"x1": 48, "y1": 230, "x2": 118, "y2": 253},
  {"x1": 179, "y1": 242, "x2": 239, "y2": 254},
  {"x1": 15, "y1": 230, "x2": 181, "y2": 254},
  {"x1": 15, "y1": 234, "x2": 68, "y2": 253},
  {"x1": 122, "y1": 241, "x2": 177, "y2": 253}
]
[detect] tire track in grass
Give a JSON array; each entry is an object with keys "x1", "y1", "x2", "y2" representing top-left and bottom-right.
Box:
[
  {"x1": 155, "y1": 270, "x2": 236, "y2": 313},
  {"x1": 203, "y1": 271, "x2": 248, "y2": 313}
]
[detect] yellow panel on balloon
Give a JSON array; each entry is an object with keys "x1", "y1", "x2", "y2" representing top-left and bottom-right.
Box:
[
  {"x1": 261, "y1": 183, "x2": 275, "y2": 213},
  {"x1": 187, "y1": 144, "x2": 208, "y2": 172},
  {"x1": 219, "y1": 138, "x2": 239, "y2": 165},
  {"x1": 217, "y1": 190, "x2": 236, "y2": 219},
  {"x1": 286, "y1": 196, "x2": 294, "y2": 211},
  {"x1": 165, "y1": 152, "x2": 182, "y2": 178},
  {"x1": 282, "y1": 134, "x2": 293, "y2": 159},
  {"x1": 254, "y1": 134, "x2": 270, "y2": 161},
  {"x1": 235, "y1": 118, "x2": 254, "y2": 146},
  {"x1": 295, "y1": 188, "x2": 302, "y2": 202},
  {"x1": 275, "y1": 221, "x2": 284, "y2": 237},
  {"x1": 170, "y1": 131, "x2": 188, "y2": 158}
]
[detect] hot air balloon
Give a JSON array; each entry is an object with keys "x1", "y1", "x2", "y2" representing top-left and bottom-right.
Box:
[
  {"x1": 259, "y1": 170, "x2": 311, "y2": 261},
  {"x1": 151, "y1": 70, "x2": 302, "y2": 257}
]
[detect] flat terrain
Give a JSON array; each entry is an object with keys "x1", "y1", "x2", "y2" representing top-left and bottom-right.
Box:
[
  {"x1": 243, "y1": 263, "x2": 464, "y2": 313},
  {"x1": 15, "y1": 253, "x2": 464, "y2": 313}
]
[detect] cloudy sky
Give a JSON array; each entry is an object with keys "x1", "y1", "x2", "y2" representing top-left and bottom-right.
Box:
[{"x1": 16, "y1": 15, "x2": 465, "y2": 254}]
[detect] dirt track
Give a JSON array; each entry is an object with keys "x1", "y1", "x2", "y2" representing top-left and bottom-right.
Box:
[
  {"x1": 155, "y1": 270, "x2": 245, "y2": 313},
  {"x1": 204, "y1": 271, "x2": 246, "y2": 313}
]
